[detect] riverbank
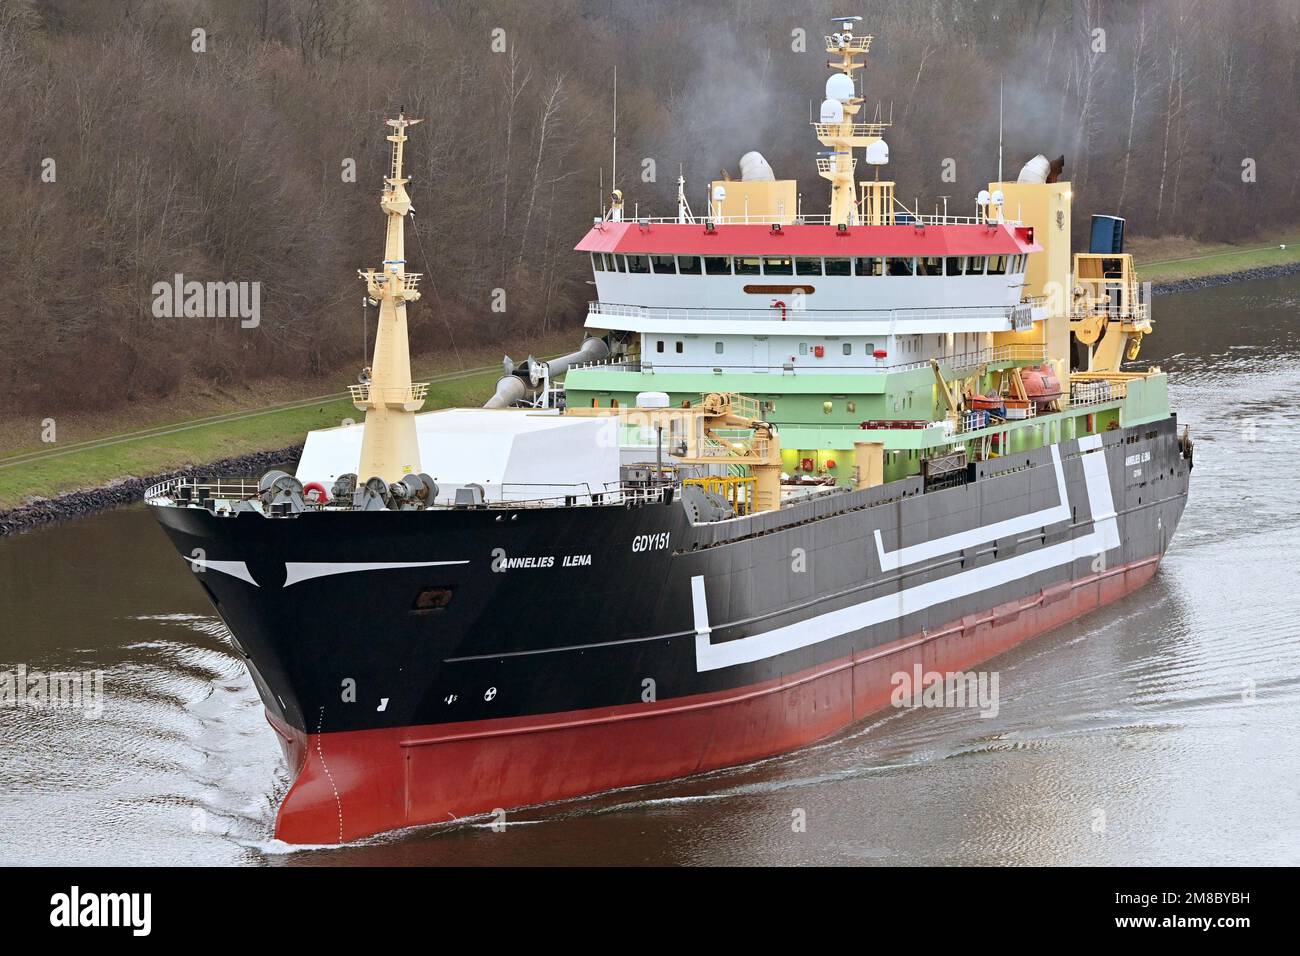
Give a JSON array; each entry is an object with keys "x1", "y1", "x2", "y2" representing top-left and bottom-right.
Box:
[
  {"x1": 1131, "y1": 230, "x2": 1300, "y2": 288},
  {"x1": 0, "y1": 333, "x2": 575, "y2": 533}
]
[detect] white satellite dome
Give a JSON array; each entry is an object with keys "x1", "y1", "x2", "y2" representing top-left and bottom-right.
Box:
[
  {"x1": 819, "y1": 98, "x2": 844, "y2": 124},
  {"x1": 739, "y1": 151, "x2": 775, "y2": 182},
  {"x1": 635, "y1": 391, "x2": 670, "y2": 409},
  {"x1": 865, "y1": 139, "x2": 889, "y2": 165},
  {"x1": 712, "y1": 184, "x2": 727, "y2": 202},
  {"x1": 825, "y1": 73, "x2": 855, "y2": 102},
  {"x1": 977, "y1": 189, "x2": 991, "y2": 205}
]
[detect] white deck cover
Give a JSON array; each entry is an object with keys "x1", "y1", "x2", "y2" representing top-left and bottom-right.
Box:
[{"x1": 296, "y1": 408, "x2": 620, "y2": 504}]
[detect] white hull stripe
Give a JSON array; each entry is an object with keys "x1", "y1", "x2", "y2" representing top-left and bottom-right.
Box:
[
  {"x1": 283, "y1": 561, "x2": 469, "y2": 588},
  {"x1": 873, "y1": 445, "x2": 1069, "y2": 572},
  {"x1": 185, "y1": 558, "x2": 469, "y2": 588},
  {"x1": 188, "y1": 557, "x2": 260, "y2": 587},
  {"x1": 694, "y1": 435, "x2": 1115, "y2": 672}
]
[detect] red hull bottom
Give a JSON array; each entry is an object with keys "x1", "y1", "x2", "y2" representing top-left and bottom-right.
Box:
[{"x1": 270, "y1": 556, "x2": 1161, "y2": 844}]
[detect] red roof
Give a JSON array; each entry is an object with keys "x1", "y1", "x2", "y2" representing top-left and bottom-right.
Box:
[{"x1": 575, "y1": 222, "x2": 1040, "y2": 257}]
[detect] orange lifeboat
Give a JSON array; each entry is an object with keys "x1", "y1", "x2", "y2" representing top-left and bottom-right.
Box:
[{"x1": 1020, "y1": 363, "x2": 1063, "y2": 410}]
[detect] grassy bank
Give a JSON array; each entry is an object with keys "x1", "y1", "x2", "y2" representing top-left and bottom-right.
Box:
[
  {"x1": 0, "y1": 333, "x2": 575, "y2": 510},
  {"x1": 1130, "y1": 231, "x2": 1300, "y2": 283}
]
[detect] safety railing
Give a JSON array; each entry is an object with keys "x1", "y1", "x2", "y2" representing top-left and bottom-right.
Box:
[
  {"x1": 588, "y1": 301, "x2": 1020, "y2": 326},
  {"x1": 145, "y1": 476, "x2": 261, "y2": 505},
  {"x1": 811, "y1": 122, "x2": 889, "y2": 140},
  {"x1": 1069, "y1": 379, "x2": 1129, "y2": 407},
  {"x1": 348, "y1": 382, "x2": 429, "y2": 405}
]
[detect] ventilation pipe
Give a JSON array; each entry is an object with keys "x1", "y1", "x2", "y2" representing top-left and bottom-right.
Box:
[{"x1": 483, "y1": 336, "x2": 611, "y2": 408}]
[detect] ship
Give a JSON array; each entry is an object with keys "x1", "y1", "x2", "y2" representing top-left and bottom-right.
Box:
[{"x1": 147, "y1": 20, "x2": 1191, "y2": 845}]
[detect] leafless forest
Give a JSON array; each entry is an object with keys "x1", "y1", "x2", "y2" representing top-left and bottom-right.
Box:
[{"x1": 2, "y1": 0, "x2": 1297, "y2": 412}]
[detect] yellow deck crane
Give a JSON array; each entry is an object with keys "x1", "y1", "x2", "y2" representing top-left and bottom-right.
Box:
[
  {"x1": 569, "y1": 393, "x2": 784, "y2": 513},
  {"x1": 1070, "y1": 252, "x2": 1152, "y2": 371}
]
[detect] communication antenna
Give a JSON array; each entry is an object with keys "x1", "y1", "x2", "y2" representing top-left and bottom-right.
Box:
[
  {"x1": 998, "y1": 74, "x2": 1004, "y2": 183},
  {"x1": 611, "y1": 66, "x2": 618, "y2": 193}
]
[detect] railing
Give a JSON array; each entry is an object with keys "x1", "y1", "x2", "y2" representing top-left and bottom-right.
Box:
[
  {"x1": 816, "y1": 156, "x2": 857, "y2": 176},
  {"x1": 811, "y1": 122, "x2": 889, "y2": 140},
  {"x1": 568, "y1": 344, "x2": 1046, "y2": 378},
  {"x1": 953, "y1": 401, "x2": 1037, "y2": 436},
  {"x1": 697, "y1": 435, "x2": 772, "y2": 460},
  {"x1": 148, "y1": 474, "x2": 676, "y2": 513},
  {"x1": 145, "y1": 476, "x2": 261, "y2": 505},
  {"x1": 1069, "y1": 379, "x2": 1129, "y2": 407},
  {"x1": 722, "y1": 393, "x2": 762, "y2": 421},
  {"x1": 824, "y1": 34, "x2": 872, "y2": 53},
  {"x1": 619, "y1": 212, "x2": 1023, "y2": 227},
  {"x1": 1070, "y1": 301, "x2": 1152, "y2": 324},
  {"x1": 348, "y1": 382, "x2": 430, "y2": 405},
  {"x1": 588, "y1": 301, "x2": 1020, "y2": 327}
]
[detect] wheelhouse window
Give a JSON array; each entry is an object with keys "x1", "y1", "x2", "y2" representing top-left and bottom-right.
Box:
[
  {"x1": 887, "y1": 257, "x2": 915, "y2": 276},
  {"x1": 626, "y1": 254, "x2": 650, "y2": 274},
  {"x1": 614, "y1": 255, "x2": 627, "y2": 272},
  {"x1": 677, "y1": 255, "x2": 702, "y2": 275},
  {"x1": 795, "y1": 257, "x2": 823, "y2": 276},
  {"x1": 944, "y1": 257, "x2": 963, "y2": 276},
  {"x1": 987, "y1": 255, "x2": 1008, "y2": 276},
  {"x1": 650, "y1": 255, "x2": 677, "y2": 274},
  {"x1": 854, "y1": 256, "x2": 883, "y2": 276},
  {"x1": 704, "y1": 256, "x2": 731, "y2": 275},
  {"x1": 824, "y1": 258, "x2": 851, "y2": 276},
  {"x1": 735, "y1": 257, "x2": 761, "y2": 276},
  {"x1": 966, "y1": 256, "x2": 986, "y2": 275},
  {"x1": 917, "y1": 256, "x2": 943, "y2": 276},
  {"x1": 592, "y1": 253, "x2": 606, "y2": 271},
  {"x1": 763, "y1": 257, "x2": 793, "y2": 276}
]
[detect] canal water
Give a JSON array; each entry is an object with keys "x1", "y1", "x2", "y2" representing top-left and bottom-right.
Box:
[{"x1": 2, "y1": 277, "x2": 1298, "y2": 866}]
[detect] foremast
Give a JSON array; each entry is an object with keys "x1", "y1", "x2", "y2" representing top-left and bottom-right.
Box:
[{"x1": 354, "y1": 111, "x2": 428, "y2": 482}]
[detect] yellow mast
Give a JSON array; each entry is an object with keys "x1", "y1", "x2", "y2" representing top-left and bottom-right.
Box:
[
  {"x1": 354, "y1": 111, "x2": 428, "y2": 482},
  {"x1": 814, "y1": 22, "x2": 887, "y2": 226}
]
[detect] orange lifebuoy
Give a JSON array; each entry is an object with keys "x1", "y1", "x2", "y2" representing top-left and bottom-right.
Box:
[
  {"x1": 303, "y1": 481, "x2": 330, "y2": 503},
  {"x1": 771, "y1": 299, "x2": 787, "y2": 321}
]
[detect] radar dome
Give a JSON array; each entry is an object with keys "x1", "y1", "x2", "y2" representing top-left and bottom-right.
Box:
[
  {"x1": 739, "y1": 151, "x2": 776, "y2": 182},
  {"x1": 819, "y1": 98, "x2": 844, "y2": 124},
  {"x1": 865, "y1": 139, "x2": 889, "y2": 165},
  {"x1": 825, "y1": 73, "x2": 855, "y2": 102}
]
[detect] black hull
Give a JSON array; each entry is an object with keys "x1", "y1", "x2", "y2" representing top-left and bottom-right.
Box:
[{"x1": 151, "y1": 418, "x2": 1190, "y2": 739}]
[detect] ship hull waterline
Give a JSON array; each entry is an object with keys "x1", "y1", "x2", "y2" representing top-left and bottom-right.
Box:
[
  {"x1": 271, "y1": 555, "x2": 1158, "y2": 844},
  {"x1": 149, "y1": 420, "x2": 1189, "y2": 844}
]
